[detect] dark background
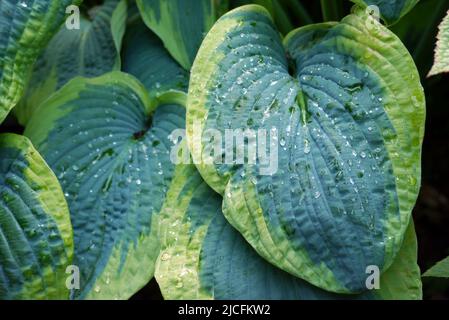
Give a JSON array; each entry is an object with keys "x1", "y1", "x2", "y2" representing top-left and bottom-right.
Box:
[{"x1": 1, "y1": 0, "x2": 448, "y2": 300}]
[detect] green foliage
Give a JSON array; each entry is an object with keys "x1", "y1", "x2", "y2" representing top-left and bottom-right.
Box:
[
  {"x1": 0, "y1": 0, "x2": 82, "y2": 124},
  {"x1": 136, "y1": 0, "x2": 228, "y2": 69},
  {"x1": 15, "y1": 0, "x2": 127, "y2": 125},
  {"x1": 25, "y1": 72, "x2": 186, "y2": 299},
  {"x1": 424, "y1": 257, "x2": 449, "y2": 278},
  {"x1": 350, "y1": 0, "x2": 420, "y2": 26},
  {"x1": 429, "y1": 10, "x2": 449, "y2": 77},
  {"x1": 0, "y1": 0, "x2": 436, "y2": 300},
  {"x1": 0, "y1": 134, "x2": 73, "y2": 299},
  {"x1": 156, "y1": 164, "x2": 421, "y2": 299},
  {"x1": 187, "y1": 4, "x2": 424, "y2": 293}
]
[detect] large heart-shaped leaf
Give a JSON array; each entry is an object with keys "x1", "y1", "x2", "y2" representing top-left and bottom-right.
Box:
[
  {"x1": 136, "y1": 0, "x2": 228, "y2": 70},
  {"x1": 122, "y1": 18, "x2": 189, "y2": 96},
  {"x1": 187, "y1": 5, "x2": 425, "y2": 293},
  {"x1": 428, "y1": 10, "x2": 449, "y2": 77},
  {"x1": 0, "y1": 0, "x2": 82, "y2": 124},
  {"x1": 24, "y1": 72, "x2": 186, "y2": 299},
  {"x1": 155, "y1": 164, "x2": 421, "y2": 299},
  {"x1": 350, "y1": 0, "x2": 419, "y2": 26},
  {"x1": 0, "y1": 134, "x2": 73, "y2": 299},
  {"x1": 15, "y1": 0, "x2": 127, "y2": 125}
]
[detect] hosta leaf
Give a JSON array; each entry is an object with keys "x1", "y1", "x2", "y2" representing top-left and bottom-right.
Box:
[
  {"x1": 428, "y1": 10, "x2": 449, "y2": 77},
  {"x1": 423, "y1": 256, "x2": 449, "y2": 278},
  {"x1": 187, "y1": 5, "x2": 425, "y2": 293},
  {"x1": 0, "y1": 0, "x2": 82, "y2": 124},
  {"x1": 136, "y1": 0, "x2": 228, "y2": 70},
  {"x1": 15, "y1": 0, "x2": 128, "y2": 126},
  {"x1": 231, "y1": 0, "x2": 293, "y2": 35},
  {"x1": 24, "y1": 72, "x2": 186, "y2": 299},
  {"x1": 350, "y1": 0, "x2": 419, "y2": 26},
  {"x1": 155, "y1": 165, "x2": 421, "y2": 299},
  {"x1": 122, "y1": 18, "x2": 189, "y2": 95},
  {"x1": 0, "y1": 134, "x2": 73, "y2": 299}
]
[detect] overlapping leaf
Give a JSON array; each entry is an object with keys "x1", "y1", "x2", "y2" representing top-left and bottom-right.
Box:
[
  {"x1": 0, "y1": 0, "x2": 82, "y2": 124},
  {"x1": 0, "y1": 134, "x2": 73, "y2": 299},
  {"x1": 187, "y1": 5, "x2": 425, "y2": 293},
  {"x1": 15, "y1": 0, "x2": 128, "y2": 125},
  {"x1": 136, "y1": 0, "x2": 228, "y2": 70},
  {"x1": 122, "y1": 18, "x2": 189, "y2": 96},
  {"x1": 25, "y1": 72, "x2": 186, "y2": 299},
  {"x1": 155, "y1": 164, "x2": 421, "y2": 300},
  {"x1": 428, "y1": 10, "x2": 449, "y2": 77},
  {"x1": 350, "y1": 0, "x2": 419, "y2": 26}
]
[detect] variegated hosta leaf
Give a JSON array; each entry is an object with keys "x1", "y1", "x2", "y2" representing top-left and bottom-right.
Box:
[
  {"x1": 15, "y1": 0, "x2": 128, "y2": 126},
  {"x1": 423, "y1": 256, "x2": 449, "y2": 278},
  {"x1": 136, "y1": 0, "x2": 228, "y2": 70},
  {"x1": 0, "y1": 134, "x2": 73, "y2": 299},
  {"x1": 24, "y1": 72, "x2": 186, "y2": 299},
  {"x1": 350, "y1": 0, "x2": 419, "y2": 26},
  {"x1": 187, "y1": 5, "x2": 425, "y2": 293},
  {"x1": 428, "y1": 10, "x2": 449, "y2": 77},
  {"x1": 155, "y1": 165, "x2": 422, "y2": 300},
  {"x1": 122, "y1": 18, "x2": 189, "y2": 96},
  {"x1": 0, "y1": 0, "x2": 82, "y2": 124}
]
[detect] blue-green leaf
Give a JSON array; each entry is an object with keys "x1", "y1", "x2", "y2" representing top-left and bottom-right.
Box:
[
  {"x1": 136, "y1": 0, "x2": 228, "y2": 70},
  {"x1": 24, "y1": 72, "x2": 186, "y2": 299},
  {"x1": 350, "y1": 0, "x2": 419, "y2": 26},
  {"x1": 0, "y1": 0, "x2": 82, "y2": 124},
  {"x1": 15, "y1": 0, "x2": 128, "y2": 125},
  {"x1": 0, "y1": 134, "x2": 73, "y2": 299},
  {"x1": 155, "y1": 165, "x2": 421, "y2": 299},
  {"x1": 187, "y1": 5, "x2": 425, "y2": 293},
  {"x1": 122, "y1": 18, "x2": 189, "y2": 96}
]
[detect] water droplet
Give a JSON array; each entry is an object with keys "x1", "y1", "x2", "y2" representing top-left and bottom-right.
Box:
[
  {"x1": 280, "y1": 138, "x2": 286, "y2": 147},
  {"x1": 94, "y1": 285, "x2": 101, "y2": 293},
  {"x1": 136, "y1": 179, "x2": 142, "y2": 185},
  {"x1": 161, "y1": 252, "x2": 170, "y2": 261},
  {"x1": 303, "y1": 139, "x2": 311, "y2": 154}
]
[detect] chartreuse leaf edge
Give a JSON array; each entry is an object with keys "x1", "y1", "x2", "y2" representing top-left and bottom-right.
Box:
[
  {"x1": 25, "y1": 71, "x2": 187, "y2": 299},
  {"x1": 187, "y1": 5, "x2": 425, "y2": 294},
  {"x1": 155, "y1": 164, "x2": 421, "y2": 300},
  {"x1": 0, "y1": 134, "x2": 73, "y2": 299},
  {"x1": 0, "y1": 0, "x2": 82, "y2": 124}
]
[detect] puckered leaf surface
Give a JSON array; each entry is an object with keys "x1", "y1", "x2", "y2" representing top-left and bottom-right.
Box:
[
  {"x1": 25, "y1": 72, "x2": 186, "y2": 299},
  {"x1": 0, "y1": 134, "x2": 73, "y2": 299},
  {"x1": 187, "y1": 5, "x2": 425, "y2": 293},
  {"x1": 0, "y1": 0, "x2": 82, "y2": 124},
  {"x1": 155, "y1": 165, "x2": 422, "y2": 299},
  {"x1": 15, "y1": 0, "x2": 127, "y2": 125}
]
